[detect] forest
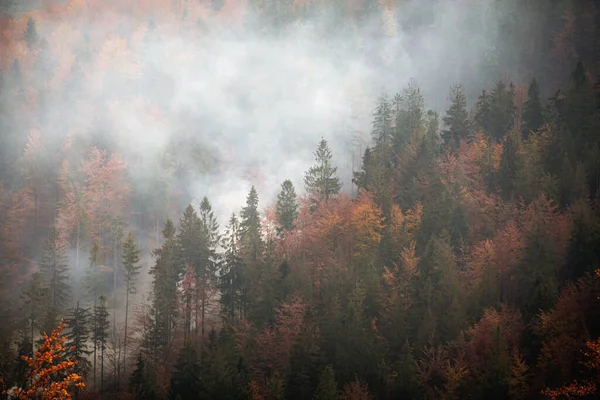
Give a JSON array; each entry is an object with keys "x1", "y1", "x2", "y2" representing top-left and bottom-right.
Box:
[{"x1": 1, "y1": 0, "x2": 600, "y2": 399}]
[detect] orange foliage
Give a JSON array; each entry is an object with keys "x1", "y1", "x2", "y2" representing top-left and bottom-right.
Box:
[
  {"x1": 542, "y1": 337, "x2": 600, "y2": 399},
  {"x1": 351, "y1": 192, "x2": 384, "y2": 260},
  {"x1": 342, "y1": 378, "x2": 373, "y2": 400},
  {"x1": 12, "y1": 320, "x2": 85, "y2": 399}
]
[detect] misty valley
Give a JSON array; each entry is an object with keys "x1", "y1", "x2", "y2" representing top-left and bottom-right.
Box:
[{"x1": 1, "y1": 0, "x2": 600, "y2": 399}]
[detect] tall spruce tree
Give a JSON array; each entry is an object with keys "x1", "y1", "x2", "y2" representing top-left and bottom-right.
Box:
[
  {"x1": 177, "y1": 205, "x2": 207, "y2": 340},
  {"x1": 65, "y1": 301, "x2": 93, "y2": 381},
  {"x1": 168, "y1": 342, "x2": 202, "y2": 400},
  {"x1": 276, "y1": 179, "x2": 298, "y2": 233},
  {"x1": 198, "y1": 197, "x2": 220, "y2": 346},
  {"x1": 39, "y1": 227, "x2": 71, "y2": 313},
  {"x1": 24, "y1": 17, "x2": 38, "y2": 49},
  {"x1": 442, "y1": 84, "x2": 470, "y2": 150},
  {"x1": 522, "y1": 78, "x2": 544, "y2": 138},
  {"x1": 21, "y1": 272, "x2": 48, "y2": 355},
  {"x1": 219, "y1": 213, "x2": 245, "y2": 320},
  {"x1": 304, "y1": 138, "x2": 342, "y2": 203},
  {"x1": 93, "y1": 295, "x2": 110, "y2": 392},
  {"x1": 372, "y1": 93, "x2": 393, "y2": 145},
  {"x1": 150, "y1": 219, "x2": 179, "y2": 357},
  {"x1": 122, "y1": 231, "x2": 141, "y2": 375}
]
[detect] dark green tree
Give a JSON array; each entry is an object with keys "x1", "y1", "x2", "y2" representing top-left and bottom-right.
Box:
[
  {"x1": 372, "y1": 93, "x2": 393, "y2": 145},
  {"x1": 442, "y1": 84, "x2": 470, "y2": 150},
  {"x1": 199, "y1": 197, "x2": 220, "y2": 346},
  {"x1": 122, "y1": 231, "x2": 141, "y2": 375},
  {"x1": 93, "y1": 295, "x2": 110, "y2": 392},
  {"x1": 20, "y1": 271, "x2": 47, "y2": 355},
  {"x1": 168, "y1": 342, "x2": 202, "y2": 400},
  {"x1": 150, "y1": 219, "x2": 179, "y2": 357},
  {"x1": 219, "y1": 213, "x2": 245, "y2": 320},
  {"x1": 24, "y1": 17, "x2": 38, "y2": 49},
  {"x1": 276, "y1": 179, "x2": 298, "y2": 233},
  {"x1": 39, "y1": 226, "x2": 71, "y2": 312},
  {"x1": 522, "y1": 78, "x2": 544, "y2": 138},
  {"x1": 64, "y1": 301, "x2": 92, "y2": 380},
  {"x1": 130, "y1": 353, "x2": 161, "y2": 400},
  {"x1": 304, "y1": 138, "x2": 342, "y2": 203},
  {"x1": 499, "y1": 129, "x2": 522, "y2": 199},
  {"x1": 313, "y1": 365, "x2": 338, "y2": 400}
]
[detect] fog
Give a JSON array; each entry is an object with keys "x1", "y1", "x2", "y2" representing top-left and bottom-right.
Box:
[{"x1": 1, "y1": 0, "x2": 540, "y2": 228}]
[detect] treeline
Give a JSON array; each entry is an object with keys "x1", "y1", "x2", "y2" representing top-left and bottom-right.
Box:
[{"x1": 2, "y1": 59, "x2": 600, "y2": 399}]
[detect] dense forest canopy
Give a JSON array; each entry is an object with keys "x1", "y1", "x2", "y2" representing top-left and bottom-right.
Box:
[{"x1": 1, "y1": 0, "x2": 600, "y2": 399}]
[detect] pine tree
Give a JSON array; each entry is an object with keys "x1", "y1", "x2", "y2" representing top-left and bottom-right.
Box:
[
  {"x1": 304, "y1": 139, "x2": 342, "y2": 203},
  {"x1": 489, "y1": 80, "x2": 517, "y2": 141},
  {"x1": 219, "y1": 213, "x2": 245, "y2": 320},
  {"x1": 442, "y1": 84, "x2": 470, "y2": 150},
  {"x1": 39, "y1": 226, "x2": 71, "y2": 313},
  {"x1": 393, "y1": 80, "x2": 426, "y2": 154},
  {"x1": 240, "y1": 186, "x2": 263, "y2": 264},
  {"x1": 372, "y1": 93, "x2": 393, "y2": 145},
  {"x1": 20, "y1": 272, "x2": 47, "y2": 356},
  {"x1": 499, "y1": 129, "x2": 522, "y2": 200},
  {"x1": 198, "y1": 197, "x2": 220, "y2": 347},
  {"x1": 150, "y1": 219, "x2": 179, "y2": 357},
  {"x1": 522, "y1": 78, "x2": 544, "y2": 138},
  {"x1": 24, "y1": 17, "x2": 38, "y2": 49},
  {"x1": 177, "y1": 205, "x2": 206, "y2": 341},
  {"x1": 314, "y1": 365, "x2": 338, "y2": 400},
  {"x1": 93, "y1": 295, "x2": 110, "y2": 392},
  {"x1": 64, "y1": 302, "x2": 92, "y2": 380},
  {"x1": 474, "y1": 89, "x2": 493, "y2": 135},
  {"x1": 276, "y1": 179, "x2": 298, "y2": 233},
  {"x1": 130, "y1": 353, "x2": 161, "y2": 400},
  {"x1": 122, "y1": 231, "x2": 141, "y2": 376},
  {"x1": 168, "y1": 342, "x2": 202, "y2": 400}
]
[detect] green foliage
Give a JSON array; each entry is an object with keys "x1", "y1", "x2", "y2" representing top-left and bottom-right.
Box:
[
  {"x1": 39, "y1": 227, "x2": 71, "y2": 312},
  {"x1": 64, "y1": 302, "x2": 92, "y2": 378},
  {"x1": 168, "y1": 342, "x2": 203, "y2": 400},
  {"x1": 304, "y1": 139, "x2": 342, "y2": 203},
  {"x1": 442, "y1": 84, "x2": 470, "y2": 150},
  {"x1": 276, "y1": 180, "x2": 298, "y2": 233}
]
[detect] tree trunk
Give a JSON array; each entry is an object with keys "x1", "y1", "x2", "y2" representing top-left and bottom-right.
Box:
[{"x1": 124, "y1": 288, "x2": 129, "y2": 377}]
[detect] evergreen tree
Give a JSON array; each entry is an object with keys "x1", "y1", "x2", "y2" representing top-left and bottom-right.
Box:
[
  {"x1": 64, "y1": 301, "x2": 92, "y2": 379},
  {"x1": 499, "y1": 129, "x2": 522, "y2": 199},
  {"x1": 239, "y1": 186, "x2": 263, "y2": 263},
  {"x1": 474, "y1": 89, "x2": 493, "y2": 134},
  {"x1": 372, "y1": 93, "x2": 393, "y2": 145},
  {"x1": 393, "y1": 80, "x2": 426, "y2": 154},
  {"x1": 304, "y1": 138, "x2": 342, "y2": 203},
  {"x1": 177, "y1": 205, "x2": 206, "y2": 340},
  {"x1": 150, "y1": 219, "x2": 179, "y2": 357},
  {"x1": 314, "y1": 365, "x2": 338, "y2": 400},
  {"x1": 522, "y1": 78, "x2": 544, "y2": 138},
  {"x1": 93, "y1": 295, "x2": 110, "y2": 392},
  {"x1": 24, "y1": 17, "x2": 38, "y2": 49},
  {"x1": 219, "y1": 213, "x2": 245, "y2": 320},
  {"x1": 198, "y1": 196, "x2": 220, "y2": 348},
  {"x1": 130, "y1": 353, "x2": 161, "y2": 400},
  {"x1": 168, "y1": 342, "x2": 202, "y2": 400},
  {"x1": 490, "y1": 80, "x2": 517, "y2": 141},
  {"x1": 276, "y1": 179, "x2": 298, "y2": 233},
  {"x1": 39, "y1": 226, "x2": 71, "y2": 312},
  {"x1": 442, "y1": 84, "x2": 470, "y2": 150},
  {"x1": 122, "y1": 231, "x2": 141, "y2": 375},
  {"x1": 20, "y1": 272, "x2": 47, "y2": 355}
]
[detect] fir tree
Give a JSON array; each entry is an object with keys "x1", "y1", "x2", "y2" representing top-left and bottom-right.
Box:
[
  {"x1": 21, "y1": 272, "x2": 47, "y2": 355},
  {"x1": 168, "y1": 342, "x2": 202, "y2": 400},
  {"x1": 304, "y1": 138, "x2": 342, "y2": 203},
  {"x1": 219, "y1": 213, "x2": 245, "y2": 320},
  {"x1": 177, "y1": 205, "x2": 206, "y2": 340},
  {"x1": 64, "y1": 302, "x2": 92, "y2": 379},
  {"x1": 276, "y1": 179, "x2": 298, "y2": 233},
  {"x1": 199, "y1": 197, "x2": 220, "y2": 346},
  {"x1": 372, "y1": 93, "x2": 393, "y2": 145},
  {"x1": 489, "y1": 80, "x2": 517, "y2": 141},
  {"x1": 239, "y1": 186, "x2": 263, "y2": 264},
  {"x1": 93, "y1": 295, "x2": 110, "y2": 392},
  {"x1": 522, "y1": 78, "x2": 544, "y2": 138},
  {"x1": 442, "y1": 84, "x2": 470, "y2": 150},
  {"x1": 130, "y1": 353, "x2": 161, "y2": 400},
  {"x1": 499, "y1": 129, "x2": 522, "y2": 199},
  {"x1": 122, "y1": 231, "x2": 141, "y2": 375},
  {"x1": 393, "y1": 80, "x2": 426, "y2": 154},
  {"x1": 24, "y1": 17, "x2": 38, "y2": 49},
  {"x1": 150, "y1": 219, "x2": 179, "y2": 357},
  {"x1": 39, "y1": 226, "x2": 71, "y2": 312},
  {"x1": 314, "y1": 365, "x2": 338, "y2": 400}
]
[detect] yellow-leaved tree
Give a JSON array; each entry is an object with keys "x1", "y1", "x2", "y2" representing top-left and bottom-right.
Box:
[{"x1": 11, "y1": 319, "x2": 85, "y2": 399}]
